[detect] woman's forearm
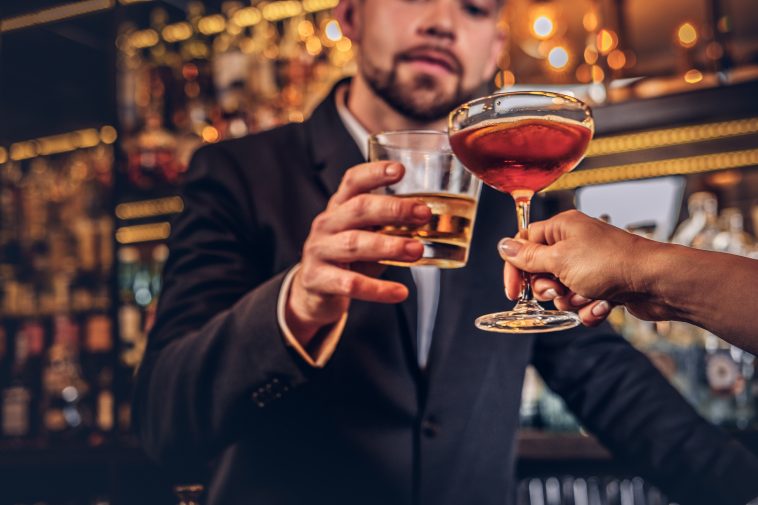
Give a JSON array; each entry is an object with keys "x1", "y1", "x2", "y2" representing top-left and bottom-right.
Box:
[{"x1": 644, "y1": 243, "x2": 758, "y2": 352}]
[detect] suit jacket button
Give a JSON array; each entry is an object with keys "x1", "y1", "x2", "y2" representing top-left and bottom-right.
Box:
[{"x1": 422, "y1": 418, "x2": 439, "y2": 438}]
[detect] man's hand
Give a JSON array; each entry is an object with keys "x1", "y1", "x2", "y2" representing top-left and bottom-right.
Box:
[
  {"x1": 500, "y1": 210, "x2": 673, "y2": 327},
  {"x1": 285, "y1": 161, "x2": 432, "y2": 345}
]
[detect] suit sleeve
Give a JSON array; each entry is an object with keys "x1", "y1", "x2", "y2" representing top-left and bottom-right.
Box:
[
  {"x1": 532, "y1": 323, "x2": 758, "y2": 505},
  {"x1": 132, "y1": 145, "x2": 314, "y2": 470}
]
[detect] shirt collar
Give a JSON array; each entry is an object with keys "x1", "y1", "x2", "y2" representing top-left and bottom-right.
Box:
[{"x1": 334, "y1": 83, "x2": 371, "y2": 161}]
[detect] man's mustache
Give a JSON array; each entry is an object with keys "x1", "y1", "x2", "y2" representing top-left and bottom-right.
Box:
[{"x1": 395, "y1": 45, "x2": 463, "y2": 76}]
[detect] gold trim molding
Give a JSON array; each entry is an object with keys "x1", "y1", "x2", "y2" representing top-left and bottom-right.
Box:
[
  {"x1": 546, "y1": 148, "x2": 758, "y2": 192},
  {"x1": 0, "y1": 0, "x2": 115, "y2": 33},
  {"x1": 586, "y1": 117, "x2": 758, "y2": 157}
]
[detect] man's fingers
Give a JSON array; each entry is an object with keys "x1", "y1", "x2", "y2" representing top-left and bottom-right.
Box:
[
  {"x1": 498, "y1": 238, "x2": 558, "y2": 276},
  {"x1": 300, "y1": 263, "x2": 409, "y2": 303},
  {"x1": 329, "y1": 162, "x2": 405, "y2": 208},
  {"x1": 307, "y1": 230, "x2": 424, "y2": 263},
  {"x1": 317, "y1": 194, "x2": 431, "y2": 233}
]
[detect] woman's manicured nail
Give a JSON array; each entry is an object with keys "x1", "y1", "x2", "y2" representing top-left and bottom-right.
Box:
[
  {"x1": 544, "y1": 289, "x2": 558, "y2": 300},
  {"x1": 591, "y1": 301, "x2": 611, "y2": 318},
  {"x1": 571, "y1": 294, "x2": 591, "y2": 306},
  {"x1": 498, "y1": 238, "x2": 522, "y2": 258}
]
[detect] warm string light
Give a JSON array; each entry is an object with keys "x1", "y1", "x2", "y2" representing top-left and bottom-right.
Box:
[
  {"x1": 684, "y1": 69, "x2": 704, "y2": 84},
  {"x1": 677, "y1": 22, "x2": 698, "y2": 48},
  {"x1": 532, "y1": 15, "x2": 555, "y2": 40},
  {"x1": 262, "y1": 1, "x2": 303, "y2": 22},
  {"x1": 122, "y1": 1, "x2": 348, "y2": 66},
  {"x1": 116, "y1": 222, "x2": 172, "y2": 245},
  {"x1": 116, "y1": 197, "x2": 184, "y2": 220},
  {"x1": 232, "y1": 7, "x2": 262, "y2": 28},
  {"x1": 547, "y1": 46, "x2": 570, "y2": 70},
  {"x1": 596, "y1": 29, "x2": 618, "y2": 55}
]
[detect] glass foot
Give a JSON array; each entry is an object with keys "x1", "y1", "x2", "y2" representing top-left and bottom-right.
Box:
[{"x1": 475, "y1": 299, "x2": 581, "y2": 333}]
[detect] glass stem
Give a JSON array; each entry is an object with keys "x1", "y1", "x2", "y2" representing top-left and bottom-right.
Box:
[{"x1": 514, "y1": 196, "x2": 533, "y2": 302}]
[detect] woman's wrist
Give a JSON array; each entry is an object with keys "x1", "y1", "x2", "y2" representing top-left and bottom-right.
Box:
[
  {"x1": 626, "y1": 238, "x2": 673, "y2": 306},
  {"x1": 637, "y1": 240, "x2": 700, "y2": 322}
]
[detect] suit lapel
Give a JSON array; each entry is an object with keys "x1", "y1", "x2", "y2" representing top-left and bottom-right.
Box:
[
  {"x1": 424, "y1": 267, "x2": 469, "y2": 380},
  {"x1": 304, "y1": 82, "x2": 419, "y2": 365}
]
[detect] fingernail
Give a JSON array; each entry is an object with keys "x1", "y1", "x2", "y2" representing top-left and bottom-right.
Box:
[
  {"x1": 498, "y1": 238, "x2": 522, "y2": 257},
  {"x1": 544, "y1": 288, "x2": 558, "y2": 300},
  {"x1": 591, "y1": 301, "x2": 610, "y2": 318},
  {"x1": 385, "y1": 163, "x2": 400, "y2": 177},
  {"x1": 405, "y1": 241, "x2": 422, "y2": 256},
  {"x1": 570, "y1": 294, "x2": 591, "y2": 306},
  {"x1": 413, "y1": 203, "x2": 431, "y2": 219}
]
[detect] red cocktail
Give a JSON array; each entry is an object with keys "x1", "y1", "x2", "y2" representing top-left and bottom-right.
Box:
[{"x1": 449, "y1": 92, "x2": 594, "y2": 333}]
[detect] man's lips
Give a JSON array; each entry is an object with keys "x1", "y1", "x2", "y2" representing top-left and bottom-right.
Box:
[{"x1": 398, "y1": 49, "x2": 461, "y2": 75}]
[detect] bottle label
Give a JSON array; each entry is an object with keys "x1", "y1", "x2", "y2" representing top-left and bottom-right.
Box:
[
  {"x1": 2, "y1": 386, "x2": 31, "y2": 437},
  {"x1": 24, "y1": 322, "x2": 45, "y2": 357},
  {"x1": 706, "y1": 352, "x2": 742, "y2": 395},
  {"x1": 44, "y1": 408, "x2": 68, "y2": 432},
  {"x1": 97, "y1": 390, "x2": 115, "y2": 431},
  {"x1": 85, "y1": 315, "x2": 113, "y2": 353}
]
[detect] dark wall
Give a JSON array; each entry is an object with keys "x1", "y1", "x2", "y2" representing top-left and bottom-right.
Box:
[{"x1": 0, "y1": 0, "x2": 115, "y2": 144}]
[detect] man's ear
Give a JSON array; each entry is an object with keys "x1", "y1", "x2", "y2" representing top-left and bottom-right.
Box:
[{"x1": 334, "y1": 0, "x2": 362, "y2": 43}]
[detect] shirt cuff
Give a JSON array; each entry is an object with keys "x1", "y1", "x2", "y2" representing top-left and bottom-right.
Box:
[{"x1": 277, "y1": 264, "x2": 347, "y2": 368}]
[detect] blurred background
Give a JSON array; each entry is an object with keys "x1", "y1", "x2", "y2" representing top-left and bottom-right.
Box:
[{"x1": 0, "y1": 0, "x2": 757, "y2": 504}]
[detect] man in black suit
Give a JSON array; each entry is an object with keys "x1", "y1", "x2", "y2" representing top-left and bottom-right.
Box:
[{"x1": 133, "y1": 1, "x2": 758, "y2": 504}]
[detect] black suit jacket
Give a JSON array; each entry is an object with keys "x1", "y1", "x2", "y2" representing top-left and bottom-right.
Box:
[{"x1": 134, "y1": 83, "x2": 758, "y2": 505}]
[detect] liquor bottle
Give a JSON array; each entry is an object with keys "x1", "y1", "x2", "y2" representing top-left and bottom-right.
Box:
[
  {"x1": 150, "y1": 243, "x2": 169, "y2": 299},
  {"x1": 81, "y1": 313, "x2": 115, "y2": 444},
  {"x1": 90, "y1": 367, "x2": 115, "y2": 446},
  {"x1": 41, "y1": 315, "x2": 91, "y2": 444},
  {"x1": 98, "y1": 216, "x2": 115, "y2": 278},
  {"x1": 519, "y1": 366, "x2": 543, "y2": 429},
  {"x1": 0, "y1": 162, "x2": 21, "y2": 266},
  {"x1": 671, "y1": 191, "x2": 719, "y2": 247},
  {"x1": 175, "y1": 484, "x2": 204, "y2": 505},
  {"x1": 2, "y1": 321, "x2": 45, "y2": 443},
  {"x1": 713, "y1": 208, "x2": 754, "y2": 256},
  {"x1": 697, "y1": 332, "x2": 753, "y2": 428}
]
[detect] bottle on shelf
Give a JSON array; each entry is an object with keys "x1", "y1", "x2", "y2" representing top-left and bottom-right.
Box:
[
  {"x1": 671, "y1": 191, "x2": 719, "y2": 247},
  {"x1": 41, "y1": 315, "x2": 91, "y2": 444},
  {"x1": 2, "y1": 321, "x2": 45, "y2": 444},
  {"x1": 713, "y1": 207, "x2": 754, "y2": 256},
  {"x1": 82, "y1": 313, "x2": 116, "y2": 446}
]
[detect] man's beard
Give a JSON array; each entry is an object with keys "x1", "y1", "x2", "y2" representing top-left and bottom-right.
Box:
[{"x1": 362, "y1": 56, "x2": 478, "y2": 123}]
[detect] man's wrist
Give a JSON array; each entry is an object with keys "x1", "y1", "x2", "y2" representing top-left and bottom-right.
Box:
[{"x1": 285, "y1": 272, "x2": 325, "y2": 347}]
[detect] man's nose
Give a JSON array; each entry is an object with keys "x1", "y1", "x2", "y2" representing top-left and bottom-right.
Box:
[{"x1": 417, "y1": 0, "x2": 457, "y2": 42}]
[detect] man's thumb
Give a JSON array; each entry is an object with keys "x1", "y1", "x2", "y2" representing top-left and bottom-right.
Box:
[{"x1": 498, "y1": 238, "x2": 551, "y2": 273}]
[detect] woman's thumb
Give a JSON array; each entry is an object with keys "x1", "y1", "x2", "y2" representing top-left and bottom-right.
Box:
[{"x1": 498, "y1": 238, "x2": 552, "y2": 274}]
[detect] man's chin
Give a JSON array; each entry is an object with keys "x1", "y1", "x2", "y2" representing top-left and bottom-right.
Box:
[
  {"x1": 399, "y1": 76, "x2": 458, "y2": 109},
  {"x1": 398, "y1": 67, "x2": 457, "y2": 94}
]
